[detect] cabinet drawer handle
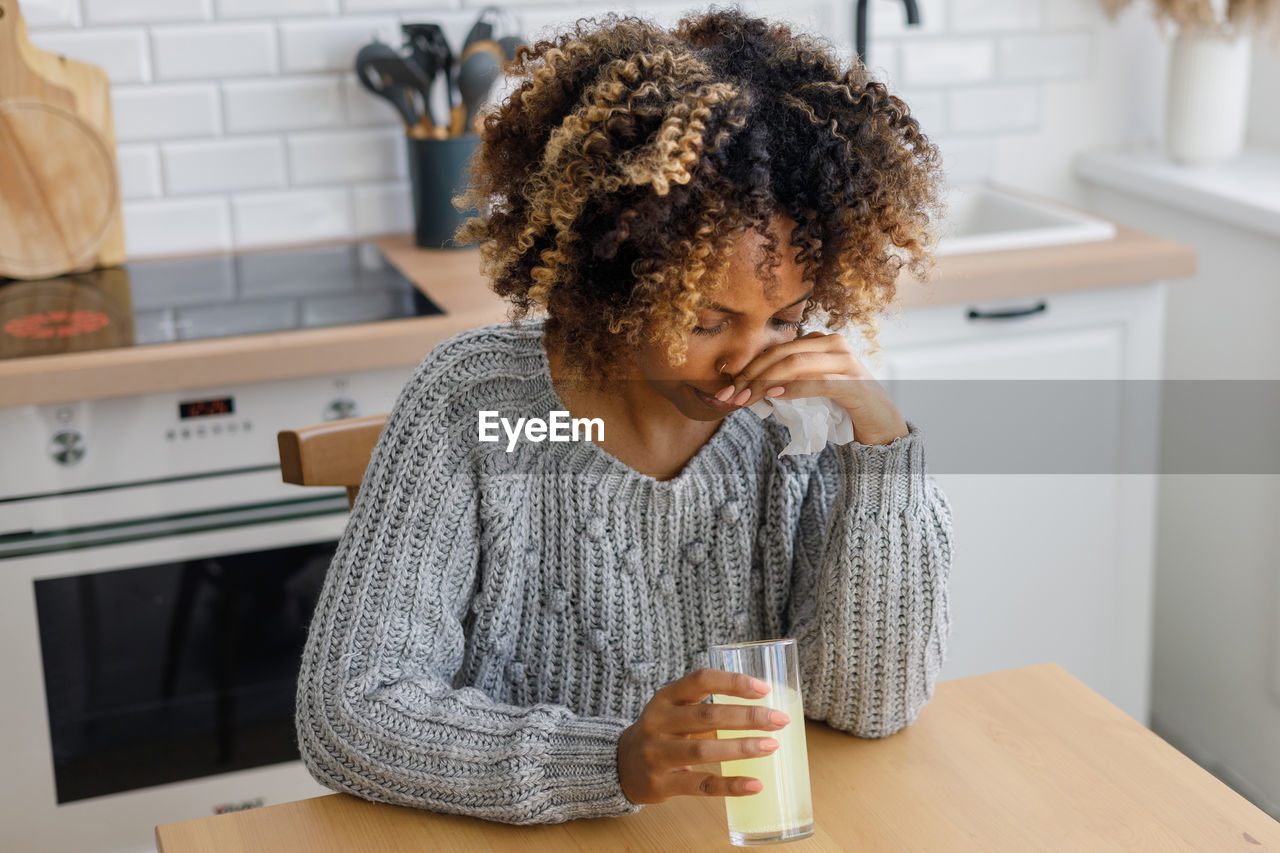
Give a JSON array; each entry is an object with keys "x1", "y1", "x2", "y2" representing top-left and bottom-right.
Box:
[{"x1": 966, "y1": 300, "x2": 1048, "y2": 321}]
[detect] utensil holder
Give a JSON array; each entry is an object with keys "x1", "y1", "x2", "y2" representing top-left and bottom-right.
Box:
[{"x1": 406, "y1": 133, "x2": 481, "y2": 249}]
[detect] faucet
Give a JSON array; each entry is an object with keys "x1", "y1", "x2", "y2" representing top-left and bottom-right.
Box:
[{"x1": 855, "y1": 0, "x2": 921, "y2": 69}]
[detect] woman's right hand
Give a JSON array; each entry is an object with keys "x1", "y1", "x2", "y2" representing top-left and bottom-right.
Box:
[{"x1": 617, "y1": 668, "x2": 791, "y2": 804}]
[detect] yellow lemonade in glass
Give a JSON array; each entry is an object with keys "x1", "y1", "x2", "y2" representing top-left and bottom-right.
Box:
[{"x1": 713, "y1": 683, "x2": 813, "y2": 842}]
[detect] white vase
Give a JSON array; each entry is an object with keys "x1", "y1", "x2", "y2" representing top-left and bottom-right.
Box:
[{"x1": 1165, "y1": 28, "x2": 1253, "y2": 165}]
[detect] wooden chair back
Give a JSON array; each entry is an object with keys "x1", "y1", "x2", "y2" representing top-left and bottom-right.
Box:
[{"x1": 277, "y1": 414, "x2": 387, "y2": 509}]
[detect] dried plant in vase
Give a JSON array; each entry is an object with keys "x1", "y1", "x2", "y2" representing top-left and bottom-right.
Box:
[
  {"x1": 1099, "y1": 0, "x2": 1276, "y2": 163},
  {"x1": 1100, "y1": 0, "x2": 1280, "y2": 45}
]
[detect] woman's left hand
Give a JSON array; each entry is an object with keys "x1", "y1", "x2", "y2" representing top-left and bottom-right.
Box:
[{"x1": 715, "y1": 330, "x2": 910, "y2": 446}]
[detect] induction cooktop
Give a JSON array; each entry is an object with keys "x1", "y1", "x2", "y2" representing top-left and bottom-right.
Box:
[{"x1": 0, "y1": 242, "x2": 444, "y2": 361}]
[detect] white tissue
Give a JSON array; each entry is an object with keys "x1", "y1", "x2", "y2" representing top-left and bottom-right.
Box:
[{"x1": 747, "y1": 395, "x2": 858, "y2": 456}]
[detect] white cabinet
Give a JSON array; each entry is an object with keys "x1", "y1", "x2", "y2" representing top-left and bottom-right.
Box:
[{"x1": 850, "y1": 282, "x2": 1167, "y2": 724}]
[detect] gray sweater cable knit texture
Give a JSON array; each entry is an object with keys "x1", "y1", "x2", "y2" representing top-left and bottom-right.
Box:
[{"x1": 295, "y1": 317, "x2": 954, "y2": 826}]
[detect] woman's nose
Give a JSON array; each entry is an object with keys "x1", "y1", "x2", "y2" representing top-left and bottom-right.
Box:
[
  {"x1": 717, "y1": 350, "x2": 752, "y2": 379},
  {"x1": 718, "y1": 332, "x2": 774, "y2": 378}
]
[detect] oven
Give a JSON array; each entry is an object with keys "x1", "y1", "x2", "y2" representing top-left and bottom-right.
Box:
[
  {"x1": 0, "y1": 243, "x2": 441, "y2": 853},
  {"x1": 0, "y1": 370, "x2": 418, "y2": 853}
]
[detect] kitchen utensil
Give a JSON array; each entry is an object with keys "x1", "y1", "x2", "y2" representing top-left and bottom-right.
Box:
[
  {"x1": 0, "y1": 0, "x2": 125, "y2": 280},
  {"x1": 357, "y1": 44, "x2": 447, "y2": 136},
  {"x1": 366, "y1": 55, "x2": 447, "y2": 138},
  {"x1": 401, "y1": 46, "x2": 441, "y2": 128},
  {"x1": 401, "y1": 22, "x2": 453, "y2": 118},
  {"x1": 463, "y1": 6, "x2": 520, "y2": 52},
  {"x1": 463, "y1": 19, "x2": 493, "y2": 52},
  {"x1": 497, "y1": 35, "x2": 526, "y2": 62},
  {"x1": 456, "y1": 40, "x2": 504, "y2": 136},
  {"x1": 355, "y1": 41, "x2": 421, "y2": 132}
]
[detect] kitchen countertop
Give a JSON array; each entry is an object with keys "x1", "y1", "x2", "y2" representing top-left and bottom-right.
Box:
[
  {"x1": 1076, "y1": 145, "x2": 1280, "y2": 240},
  {"x1": 153, "y1": 662, "x2": 1280, "y2": 852},
  {"x1": 0, "y1": 219, "x2": 1194, "y2": 410}
]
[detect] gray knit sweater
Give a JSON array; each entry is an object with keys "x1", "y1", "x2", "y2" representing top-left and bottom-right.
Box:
[{"x1": 295, "y1": 317, "x2": 954, "y2": 825}]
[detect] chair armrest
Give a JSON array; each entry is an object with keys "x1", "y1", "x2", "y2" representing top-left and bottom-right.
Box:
[{"x1": 277, "y1": 414, "x2": 388, "y2": 495}]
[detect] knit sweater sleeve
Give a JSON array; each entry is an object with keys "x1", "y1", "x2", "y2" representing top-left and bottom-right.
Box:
[
  {"x1": 294, "y1": 339, "x2": 643, "y2": 825},
  {"x1": 783, "y1": 419, "x2": 954, "y2": 738}
]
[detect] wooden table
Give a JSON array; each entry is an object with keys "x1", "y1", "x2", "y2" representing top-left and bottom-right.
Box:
[{"x1": 155, "y1": 663, "x2": 1279, "y2": 851}]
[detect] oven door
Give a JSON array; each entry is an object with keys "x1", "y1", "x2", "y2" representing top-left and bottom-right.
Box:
[{"x1": 0, "y1": 469, "x2": 348, "y2": 853}]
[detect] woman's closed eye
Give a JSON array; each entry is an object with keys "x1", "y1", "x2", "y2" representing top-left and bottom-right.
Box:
[{"x1": 693, "y1": 318, "x2": 804, "y2": 336}]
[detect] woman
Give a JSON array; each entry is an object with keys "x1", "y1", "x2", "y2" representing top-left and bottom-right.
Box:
[{"x1": 295, "y1": 7, "x2": 952, "y2": 826}]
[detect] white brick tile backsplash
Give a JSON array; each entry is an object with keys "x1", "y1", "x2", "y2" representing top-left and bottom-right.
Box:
[
  {"x1": 217, "y1": 0, "x2": 339, "y2": 18},
  {"x1": 1042, "y1": 3, "x2": 1105, "y2": 29},
  {"x1": 999, "y1": 32, "x2": 1092, "y2": 80},
  {"x1": 896, "y1": 89, "x2": 948, "y2": 136},
  {"x1": 949, "y1": 83, "x2": 1038, "y2": 134},
  {"x1": 27, "y1": 29, "x2": 150, "y2": 84},
  {"x1": 456, "y1": 0, "x2": 570, "y2": 7},
  {"x1": 152, "y1": 24, "x2": 278, "y2": 80},
  {"x1": 46, "y1": 0, "x2": 1100, "y2": 262},
  {"x1": 124, "y1": 196, "x2": 232, "y2": 258},
  {"x1": 223, "y1": 77, "x2": 345, "y2": 133},
  {"x1": 755, "y1": 0, "x2": 835, "y2": 40},
  {"x1": 163, "y1": 137, "x2": 288, "y2": 195},
  {"x1": 279, "y1": 17, "x2": 401, "y2": 73},
  {"x1": 85, "y1": 0, "x2": 212, "y2": 25},
  {"x1": 516, "y1": 7, "x2": 593, "y2": 42},
  {"x1": 231, "y1": 188, "x2": 354, "y2": 248},
  {"x1": 342, "y1": 0, "x2": 449, "y2": 11},
  {"x1": 112, "y1": 85, "x2": 221, "y2": 142},
  {"x1": 288, "y1": 128, "x2": 406, "y2": 184},
  {"x1": 341, "y1": 73, "x2": 407, "y2": 127},
  {"x1": 934, "y1": 136, "x2": 996, "y2": 186},
  {"x1": 353, "y1": 181, "x2": 412, "y2": 237},
  {"x1": 22, "y1": 0, "x2": 82, "y2": 29},
  {"x1": 951, "y1": 0, "x2": 1042, "y2": 33},
  {"x1": 900, "y1": 39, "x2": 995, "y2": 87},
  {"x1": 116, "y1": 144, "x2": 164, "y2": 199},
  {"x1": 863, "y1": 41, "x2": 899, "y2": 87},
  {"x1": 868, "y1": 0, "x2": 949, "y2": 38}
]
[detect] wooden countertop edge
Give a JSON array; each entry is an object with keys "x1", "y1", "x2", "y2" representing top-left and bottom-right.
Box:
[
  {"x1": 0, "y1": 308, "x2": 509, "y2": 407},
  {"x1": 0, "y1": 224, "x2": 1195, "y2": 409},
  {"x1": 895, "y1": 223, "x2": 1196, "y2": 309}
]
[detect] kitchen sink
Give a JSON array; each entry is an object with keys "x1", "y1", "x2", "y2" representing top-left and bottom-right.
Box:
[{"x1": 933, "y1": 181, "x2": 1117, "y2": 256}]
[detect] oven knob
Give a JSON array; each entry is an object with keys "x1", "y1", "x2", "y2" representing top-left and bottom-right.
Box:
[
  {"x1": 325, "y1": 397, "x2": 358, "y2": 421},
  {"x1": 49, "y1": 428, "x2": 86, "y2": 466}
]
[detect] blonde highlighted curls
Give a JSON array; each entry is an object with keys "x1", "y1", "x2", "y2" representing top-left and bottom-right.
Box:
[{"x1": 453, "y1": 5, "x2": 947, "y2": 388}]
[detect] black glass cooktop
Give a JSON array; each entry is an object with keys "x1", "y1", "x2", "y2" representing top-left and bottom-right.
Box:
[{"x1": 0, "y1": 242, "x2": 443, "y2": 361}]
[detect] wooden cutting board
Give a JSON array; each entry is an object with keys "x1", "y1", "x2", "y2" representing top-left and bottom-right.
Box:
[{"x1": 0, "y1": 0, "x2": 126, "y2": 280}]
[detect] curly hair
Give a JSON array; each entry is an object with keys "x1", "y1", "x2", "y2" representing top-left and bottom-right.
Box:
[{"x1": 453, "y1": 5, "x2": 947, "y2": 389}]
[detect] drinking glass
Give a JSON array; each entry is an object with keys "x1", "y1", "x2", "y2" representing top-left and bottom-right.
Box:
[{"x1": 708, "y1": 638, "x2": 814, "y2": 846}]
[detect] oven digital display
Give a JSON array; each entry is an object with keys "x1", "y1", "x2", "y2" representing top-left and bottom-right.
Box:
[{"x1": 179, "y1": 397, "x2": 235, "y2": 418}]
